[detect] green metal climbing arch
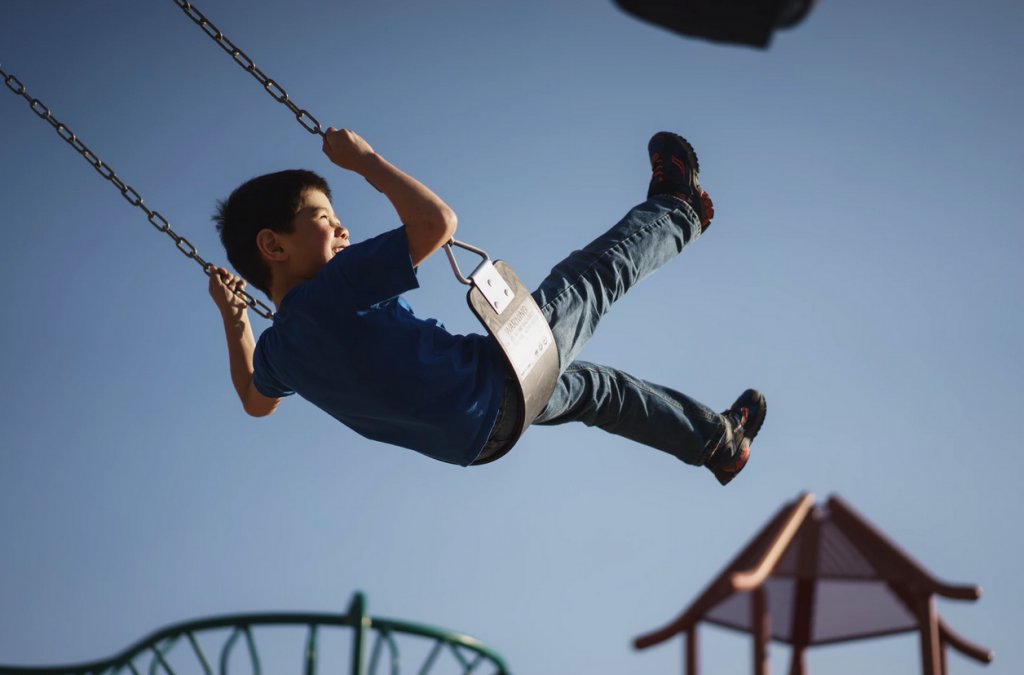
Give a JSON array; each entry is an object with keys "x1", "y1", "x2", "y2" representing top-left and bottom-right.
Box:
[{"x1": 0, "y1": 593, "x2": 509, "y2": 675}]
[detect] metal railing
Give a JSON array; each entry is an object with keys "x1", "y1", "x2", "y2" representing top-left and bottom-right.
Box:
[{"x1": 0, "y1": 593, "x2": 509, "y2": 675}]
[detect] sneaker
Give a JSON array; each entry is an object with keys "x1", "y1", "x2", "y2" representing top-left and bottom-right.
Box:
[
  {"x1": 647, "y1": 131, "x2": 715, "y2": 232},
  {"x1": 706, "y1": 389, "x2": 767, "y2": 486}
]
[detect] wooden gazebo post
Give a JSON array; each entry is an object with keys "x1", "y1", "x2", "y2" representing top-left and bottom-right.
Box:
[
  {"x1": 788, "y1": 507, "x2": 820, "y2": 675},
  {"x1": 685, "y1": 627, "x2": 698, "y2": 675},
  {"x1": 752, "y1": 586, "x2": 771, "y2": 675},
  {"x1": 917, "y1": 592, "x2": 941, "y2": 675}
]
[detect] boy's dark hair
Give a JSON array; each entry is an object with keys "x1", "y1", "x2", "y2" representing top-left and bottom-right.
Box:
[{"x1": 213, "y1": 169, "x2": 333, "y2": 296}]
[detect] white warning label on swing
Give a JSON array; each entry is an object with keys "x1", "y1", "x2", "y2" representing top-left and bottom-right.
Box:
[{"x1": 498, "y1": 301, "x2": 553, "y2": 380}]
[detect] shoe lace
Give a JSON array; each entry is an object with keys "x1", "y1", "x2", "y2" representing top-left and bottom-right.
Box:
[{"x1": 722, "y1": 406, "x2": 749, "y2": 437}]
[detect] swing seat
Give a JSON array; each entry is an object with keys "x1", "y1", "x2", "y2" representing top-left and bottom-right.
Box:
[{"x1": 444, "y1": 242, "x2": 560, "y2": 465}]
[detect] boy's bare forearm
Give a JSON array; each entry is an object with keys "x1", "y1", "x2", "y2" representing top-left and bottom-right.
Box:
[
  {"x1": 358, "y1": 154, "x2": 457, "y2": 266},
  {"x1": 220, "y1": 311, "x2": 279, "y2": 417},
  {"x1": 358, "y1": 154, "x2": 454, "y2": 228},
  {"x1": 320, "y1": 128, "x2": 456, "y2": 266},
  {"x1": 209, "y1": 268, "x2": 278, "y2": 417},
  {"x1": 221, "y1": 310, "x2": 257, "y2": 401}
]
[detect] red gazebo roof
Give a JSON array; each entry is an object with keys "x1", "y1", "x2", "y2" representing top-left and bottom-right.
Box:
[{"x1": 634, "y1": 492, "x2": 993, "y2": 675}]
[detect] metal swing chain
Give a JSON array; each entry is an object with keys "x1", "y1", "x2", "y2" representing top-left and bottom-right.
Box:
[
  {"x1": 170, "y1": 0, "x2": 485, "y2": 288},
  {"x1": 170, "y1": 0, "x2": 478, "y2": 286},
  {"x1": 170, "y1": 0, "x2": 325, "y2": 138},
  {"x1": 0, "y1": 64, "x2": 275, "y2": 320}
]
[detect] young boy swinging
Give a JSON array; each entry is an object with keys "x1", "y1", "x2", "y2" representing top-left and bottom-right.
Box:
[{"x1": 209, "y1": 129, "x2": 766, "y2": 485}]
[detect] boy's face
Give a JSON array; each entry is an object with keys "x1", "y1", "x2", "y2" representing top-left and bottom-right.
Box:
[{"x1": 280, "y1": 189, "x2": 349, "y2": 278}]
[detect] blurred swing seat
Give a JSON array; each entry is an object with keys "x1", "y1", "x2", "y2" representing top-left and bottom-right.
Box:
[{"x1": 613, "y1": 0, "x2": 820, "y2": 48}]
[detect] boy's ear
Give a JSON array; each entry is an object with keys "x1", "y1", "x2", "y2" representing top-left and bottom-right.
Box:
[{"x1": 256, "y1": 229, "x2": 288, "y2": 263}]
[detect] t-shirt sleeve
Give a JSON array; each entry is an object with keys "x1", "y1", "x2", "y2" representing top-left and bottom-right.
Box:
[
  {"x1": 322, "y1": 226, "x2": 420, "y2": 309},
  {"x1": 252, "y1": 335, "x2": 295, "y2": 399}
]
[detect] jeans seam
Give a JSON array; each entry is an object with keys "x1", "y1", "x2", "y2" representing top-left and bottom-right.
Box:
[
  {"x1": 656, "y1": 194, "x2": 700, "y2": 238},
  {"x1": 538, "y1": 204, "x2": 694, "y2": 317},
  {"x1": 565, "y1": 363, "x2": 722, "y2": 465},
  {"x1": 565, "y1": 363, "x2": 719, "y2": 424}
]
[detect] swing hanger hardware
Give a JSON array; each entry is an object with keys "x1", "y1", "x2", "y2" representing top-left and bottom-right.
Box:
[
  {"x1": 444, "y1": 240, "x2": 515, "y2": 315},
  {"x1": 0, "y1": 63, "x2": 276, "y2": 321},
  {"x1": 171, "y1": 0, "x2": 325, "y2": 137}
]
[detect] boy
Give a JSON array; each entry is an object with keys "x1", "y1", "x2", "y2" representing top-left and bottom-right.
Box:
[{"x1": 209, "y1": 129, "x2": 765, "y2": 485}]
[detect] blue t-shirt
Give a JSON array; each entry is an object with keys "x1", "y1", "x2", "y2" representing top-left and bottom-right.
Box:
[{"x1": 251, "y1": 226, "x2": 507, "y2": 466}]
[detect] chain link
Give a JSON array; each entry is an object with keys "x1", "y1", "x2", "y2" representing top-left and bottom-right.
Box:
[
  {"x1": 0, "y1": 64, "x2": 275, "y2": 320},
  {"x1": 171, "y1": 0, "x2": 324, "y2": 137},
  {"x1": 171, "y1": 0, "x2": 386, "y2": 196}
]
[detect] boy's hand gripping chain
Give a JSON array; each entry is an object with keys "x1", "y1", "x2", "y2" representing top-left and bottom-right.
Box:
[{"x1": 0, "y1": 64, "x2": 276, "y2": 320}]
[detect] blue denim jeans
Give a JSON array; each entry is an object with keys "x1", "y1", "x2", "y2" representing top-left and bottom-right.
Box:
[{"x1": 516, "y1": 195, "x2": 725, "y2": 466}]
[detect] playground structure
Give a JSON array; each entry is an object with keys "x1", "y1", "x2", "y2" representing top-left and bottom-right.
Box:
[
  {"x1": 634, "y1": 492, "x2": 994, "y2": 675},
  {"x1": 0, "y1": 495, "x2": 995, "y2": 675},
  {"x1": 0, "y1": 593, "x2": 509, "y2": 675}
]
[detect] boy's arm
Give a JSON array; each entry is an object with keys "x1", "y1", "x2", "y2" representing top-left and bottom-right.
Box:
[
  {"x1": 322, "y1": 128, "x2": 457, "y2": 267},
  {"x1": 208, "y1": 268, "x2": 281, "y2": 418}
]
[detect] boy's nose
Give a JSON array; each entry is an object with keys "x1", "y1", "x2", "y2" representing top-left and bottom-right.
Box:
[{"x1": 336, "y1": 225, "x2": 349, "y2": 240}]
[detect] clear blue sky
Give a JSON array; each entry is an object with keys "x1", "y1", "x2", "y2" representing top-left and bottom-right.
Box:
[{"x1": 1, "y1": 1, "x2": 1021, "y2": 673}]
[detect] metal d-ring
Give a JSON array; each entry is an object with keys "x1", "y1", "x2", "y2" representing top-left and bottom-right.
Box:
[{"x1": 443, "y1": 239, "x2": 490, "y2": 286}]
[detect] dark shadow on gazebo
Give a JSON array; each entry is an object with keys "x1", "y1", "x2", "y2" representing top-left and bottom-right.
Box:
[{"x1": 633, "y1": 492, "x2": 994, "y2": 675}]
